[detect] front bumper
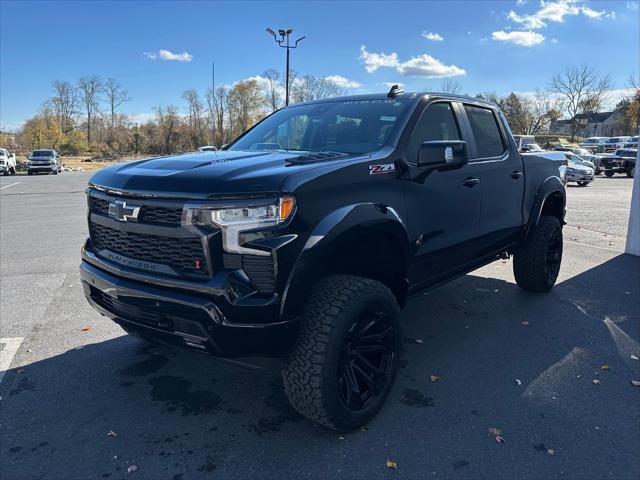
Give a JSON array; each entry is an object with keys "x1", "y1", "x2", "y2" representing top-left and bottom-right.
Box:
[
  {"x1": 566, "y1": 172, "x2": 594, "y2": 182},
  {"x1": 28, "y1": 164, "x2": 55, "y2": 172},
  {"x1": 80, "y1": 259, "x2": 299, "y2": 357}
]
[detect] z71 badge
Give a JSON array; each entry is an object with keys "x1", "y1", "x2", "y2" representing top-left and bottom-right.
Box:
[{"x1": 369, "y1": 163, "x2": 396, "y2": 175}]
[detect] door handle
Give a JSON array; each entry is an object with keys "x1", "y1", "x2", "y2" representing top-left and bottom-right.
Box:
[
  {"x1": 462, "y1": 177, "x2": 480, "y2": 187},
  {"x1": 511, "y1": 171, "x2": 523, "y2": 179}
]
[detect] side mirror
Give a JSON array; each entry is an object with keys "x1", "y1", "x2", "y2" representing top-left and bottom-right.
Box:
[
  {"x1": 417, "y1": 140, "x2": 467, "y2": 168},
  {"x1": 220, "y1": 144, "x2": 229, "y2": 150}
]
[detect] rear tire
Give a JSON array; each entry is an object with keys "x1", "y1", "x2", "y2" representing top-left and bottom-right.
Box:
[
  {"x1": 282, "y1": 274, "x2": 401, "y2": 431},
  {"x1": 10, "y1": 167, "x2": 15, "y2": 175},
  {"x1": 605, "y1": 170, "x2": 615, "y2": 177},
  {"x1": 513, "y1": 216, "x2": 563, "y2": 293},
  {"x1": 627, "y1": 165, "x2": 635, "y2": 178}
]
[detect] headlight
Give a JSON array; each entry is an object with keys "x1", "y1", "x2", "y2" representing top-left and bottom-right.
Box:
[{"x1": 187, "y1": 196, "x2": 296, "y2": 256}]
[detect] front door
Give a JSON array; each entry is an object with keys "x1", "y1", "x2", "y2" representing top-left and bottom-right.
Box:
[{"x1": 404, "y1": 101, "x2": 482, "y2": 286}]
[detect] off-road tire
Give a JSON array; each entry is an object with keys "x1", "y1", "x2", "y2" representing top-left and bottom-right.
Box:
[
  {"x1": 627, "y1": 165, "x2": 635, "y2": 178},
  {"x1": 282, "y1": 274, "x2": 401, "y2": 431},
  {"x1": 513, "y1": 215, "x2": 563, "y2": 293},
  {"x1": 605, "y1": 170, "x2": 615, "y2": 177}
]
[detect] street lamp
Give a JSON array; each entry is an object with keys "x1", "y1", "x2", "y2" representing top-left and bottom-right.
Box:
[{"x1": 265, "y1": 27, "x2": 305, "y2": 106}]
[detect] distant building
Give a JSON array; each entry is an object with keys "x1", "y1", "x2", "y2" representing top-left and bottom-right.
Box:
[{"x1": 551, "y1": 110, "x2": 626, "y2": 138}]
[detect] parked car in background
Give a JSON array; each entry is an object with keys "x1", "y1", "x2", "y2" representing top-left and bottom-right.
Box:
[
  {"x1": 603, "y1": 136, "x2": 632, "y2": 153},
  {"x1": 601, "y1": 148, "x2": 636, "y2": 178},
  {"x1": 198, "y1": 145, "x2": 218, "y2": 152},
  {"x1": 580, "y1": 137, "x2": 608, "y2": 153},
  {"x1": 520, "y1": 143, "x2": 544, "y2": 152},
  {"x1": 563, "y1": 152, "x2": 594, "y2": 186},
  {"x1": 0, "y1": 148, "x2": 17, "y2": 175},
  {"x1": 554, "y1": 145, "x2": 600, "y2": 172},
  {"x1": 27, "y1": 149, "x2": 62, "y2": 175},
  {"x1": 623, "y1": 136, "x2": 639, "y2": 149}
]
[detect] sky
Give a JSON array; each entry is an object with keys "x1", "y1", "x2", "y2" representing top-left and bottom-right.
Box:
[{"x1": 1, "y1": 0, "x2": 638, "y2": 130}]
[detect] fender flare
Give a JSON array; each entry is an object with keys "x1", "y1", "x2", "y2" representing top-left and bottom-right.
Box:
[
  {"x1": 279, "y1": 203, "x2": 412, "y2": 321},
  {"x1": 524, "y1": 176, "x2": 566, "y2": 241}
]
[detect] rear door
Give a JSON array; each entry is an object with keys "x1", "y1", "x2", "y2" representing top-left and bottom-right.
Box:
[
  {"x1": 460, "y1": 103, "x2": 525, "y2": 255},
  {"x1": 404, "y1": 101, "x2": 482, "y2": 286}
]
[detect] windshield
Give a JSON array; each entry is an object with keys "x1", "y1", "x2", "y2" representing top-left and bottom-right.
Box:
[
  {"x1": 606, "y1": 138, "x2": 620, "y2": 143},
  {"x1": 32, "y1": 150, "x2": 54, "y2": 157},
  {"x1": 584, "y1": 138, "x2": 599, "y2": 143},
  {"x1": 228, "y1": 99, "x2": 414, "y2": 155}
]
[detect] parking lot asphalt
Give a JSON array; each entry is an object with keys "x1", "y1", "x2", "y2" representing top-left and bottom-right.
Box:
[{"x1": 1, "y1": 172, "x2": 639, "y2": 480}]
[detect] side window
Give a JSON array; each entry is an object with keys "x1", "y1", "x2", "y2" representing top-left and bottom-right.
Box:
[
  {"x1": 464, "y1": 105, "x2": 506, "y2": 158},
  {"x1": 407, "y1": 102, "x2": 460, "y2": 164}
]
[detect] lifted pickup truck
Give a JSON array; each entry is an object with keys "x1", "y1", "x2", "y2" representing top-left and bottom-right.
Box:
[
  {"x1": 81, "y1": 90, "x2": 566, "y2": 430},
  {"x1": 601, "y1": 148, "x2": 637, "y2": 178}
]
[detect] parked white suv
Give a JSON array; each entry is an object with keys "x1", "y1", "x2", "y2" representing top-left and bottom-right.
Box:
[{"x1": 0, "y1": 148, "x2": 17, "y2": 176}]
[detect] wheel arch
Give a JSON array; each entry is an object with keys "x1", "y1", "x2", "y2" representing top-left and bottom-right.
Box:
[
  {"x1": 524, "y1": 177, "x2": 566, "y2": 242},
  {"x1": 280, "y1": 204, "x2": 412, "y2": 321}
]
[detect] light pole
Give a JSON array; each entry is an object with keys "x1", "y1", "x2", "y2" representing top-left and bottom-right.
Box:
[{"x1": 265, "y1": 28, "x2": 305, "y2": 106}]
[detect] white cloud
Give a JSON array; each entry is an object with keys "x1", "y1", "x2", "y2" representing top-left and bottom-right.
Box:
[
  {"x1": 492, "y1": 30, "x2": 545, "y2": 46},
  {"x1": 628, "y1": 1, "x2": 639, "y2": 11},
  {"x1": 422, "y1": 31, "x2": 444, "y2": 41},
  {"x1": 359, "y1": 46, "x2": 465, "y2": 78},
  {"x1": 359, "y1": 47, "x2": 400, "y2": 73},
  {"x1": 506, "y1": 0, "x2": 614, "y2": 30},
  {"x1": 324, "y1": 75, "x2": 362, "y2": 89},
  {"x1": 143, "y1": 49, "x2": 193, "y2": 62}
]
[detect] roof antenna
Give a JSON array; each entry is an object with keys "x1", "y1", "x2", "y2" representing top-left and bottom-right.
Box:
[{"x1": 387, "y1": 84, "x2": 404, "y2": 98}]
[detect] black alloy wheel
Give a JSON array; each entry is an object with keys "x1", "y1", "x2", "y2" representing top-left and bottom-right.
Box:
[{"x1": 337, "y1": 310, "x2": 395, "y2": 411}]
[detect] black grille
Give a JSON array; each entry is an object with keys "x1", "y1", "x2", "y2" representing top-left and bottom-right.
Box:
[
  {"x1": 224, "y1": 253, "x2": 275, "y2": 293},
  {"x1": 90, "y1": 222, "x2": 208, "y2": 278},
  {"x1": 89, "y1": 196, "x2": 183, "y2": 226}
]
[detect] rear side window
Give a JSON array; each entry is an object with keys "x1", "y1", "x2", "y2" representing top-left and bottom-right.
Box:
[
  {"x1": 464, "y1": 105, "x2": 505, "y2": 158},
  {"x1": 407, "y1": 102, "x2": 460, "y2": 164}
]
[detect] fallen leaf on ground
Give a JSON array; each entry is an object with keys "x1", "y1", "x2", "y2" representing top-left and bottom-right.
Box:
[
  {"x1": 107, "y1": 431, "x2": 117, "y2": 437},
  {"x1": 81, "y1": 326, "x2": 91, "y2": 332},
  {"x1": 521, "y1": 321, "x2": 530, "y2": 326},
  {"x1": 548, "y1": 449, "x2": 556, "y2": 455},
  {"x1": 430, "y1": 374, "x2": 440, "y2": 383},
  {"x1": 385, "y1": 459, "x2": 397, "y2": 470},
  {"x1": 127, "y1": 465, "x2": 138, "y2": 474},
  {"x1": 515, "y1": 379, "x2": 522, "y2": 386},
  {"x1": 592, "y1": 379, "x2": 600, "y2": 385},
  {"x1": 495, "y1": 435, "x2": 506, "y2": 443},
  {"x1": 415, "y1": 339, "x2": 424, "y2": 344},
  {"x1": 631, "y1": 355, "x2": 639, "y2": 361},
  {"x1": 631, "y1": 380, "x2": 640, "y2": 387},
  {"x1": 600, "y1": 365, "x2": 610, "y2": 370},
  {"x1": 488, "y1": 428, "x2": 502, "y2": 436}
]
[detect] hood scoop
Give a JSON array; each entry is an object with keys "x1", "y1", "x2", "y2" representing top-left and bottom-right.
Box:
[{"x1": 286, "y1": 151, "x2": 349, "y2": 164}]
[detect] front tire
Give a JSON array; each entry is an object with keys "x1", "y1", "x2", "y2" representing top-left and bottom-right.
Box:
[
  {"x1": 513, "y1": 215, "x2": 563, "y2": 293},
  {"x1": 577, "y1": 181, "x2": 589, "y2": 187},
  {"x1": 605, "y1": 170, "x2": 615, "y2": 177},
  {"x1": 627, "y1": 165, "x2": 635, "y2": 178},
  {"x1": 282, "y1": 274, "x2": 401, "y2": 431}
]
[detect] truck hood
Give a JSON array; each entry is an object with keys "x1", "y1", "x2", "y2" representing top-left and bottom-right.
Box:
[{"x1": 89, "y1": 150, "x2": 354, "y2": 198}]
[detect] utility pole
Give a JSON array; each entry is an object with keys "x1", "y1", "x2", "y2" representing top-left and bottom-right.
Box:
[{"x1": 265, "y1": 28, "x2": 305, "y2": 106}]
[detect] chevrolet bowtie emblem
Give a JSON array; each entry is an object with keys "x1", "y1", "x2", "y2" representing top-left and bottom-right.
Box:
[{"x1": 108, "y1": 200, "x2": 140, "y2": 222}]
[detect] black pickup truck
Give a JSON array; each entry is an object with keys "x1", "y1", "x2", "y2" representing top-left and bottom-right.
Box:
[{"x1": 81, "y1": 89, "x2": 566, "y2": 430}]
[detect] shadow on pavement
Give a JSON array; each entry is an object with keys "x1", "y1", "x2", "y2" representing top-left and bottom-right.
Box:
[{"x1": 1, "y1": 255, "x2": 639, "y2": 479}]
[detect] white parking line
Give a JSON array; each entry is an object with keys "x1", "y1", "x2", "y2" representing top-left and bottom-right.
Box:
[
  {"x1": 0, "y1": 337, "x2": 24, "y2": 384},
  {"x1": 0, "y1": 182, "x2": 21, "y2": 190}
]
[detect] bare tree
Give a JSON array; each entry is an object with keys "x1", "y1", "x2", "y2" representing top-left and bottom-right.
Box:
[
  {"x1": 524, "y1": 90, "x2": 562, "y2": 135},
  {"x1": 50, "y1": 80, "x2": 79, "y2": 135},
  {"x1": 549, "y1": 64, "x2": 611, "y2": 141},
  {"x1": 103, "y1": 78, "x2": 130, "y2": 133},
  {"x1": 182, "y1": 89, "x2": 205, "y2": 148},
  {"x1": 78, "y1": 75, "x2": 103, "y2": 144},
  {"x1": 262, "y1": 69, "x2": 282, "y2": 112},
  {"x1": 291, "y1": 75, "x2": 344, "y2": 103},
  {"x1": 440, "y1": 78, "x2": 461, "y2": 94},
  {"x1": 154, "y1": 105, "x2": 179, "y2": 154}
]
